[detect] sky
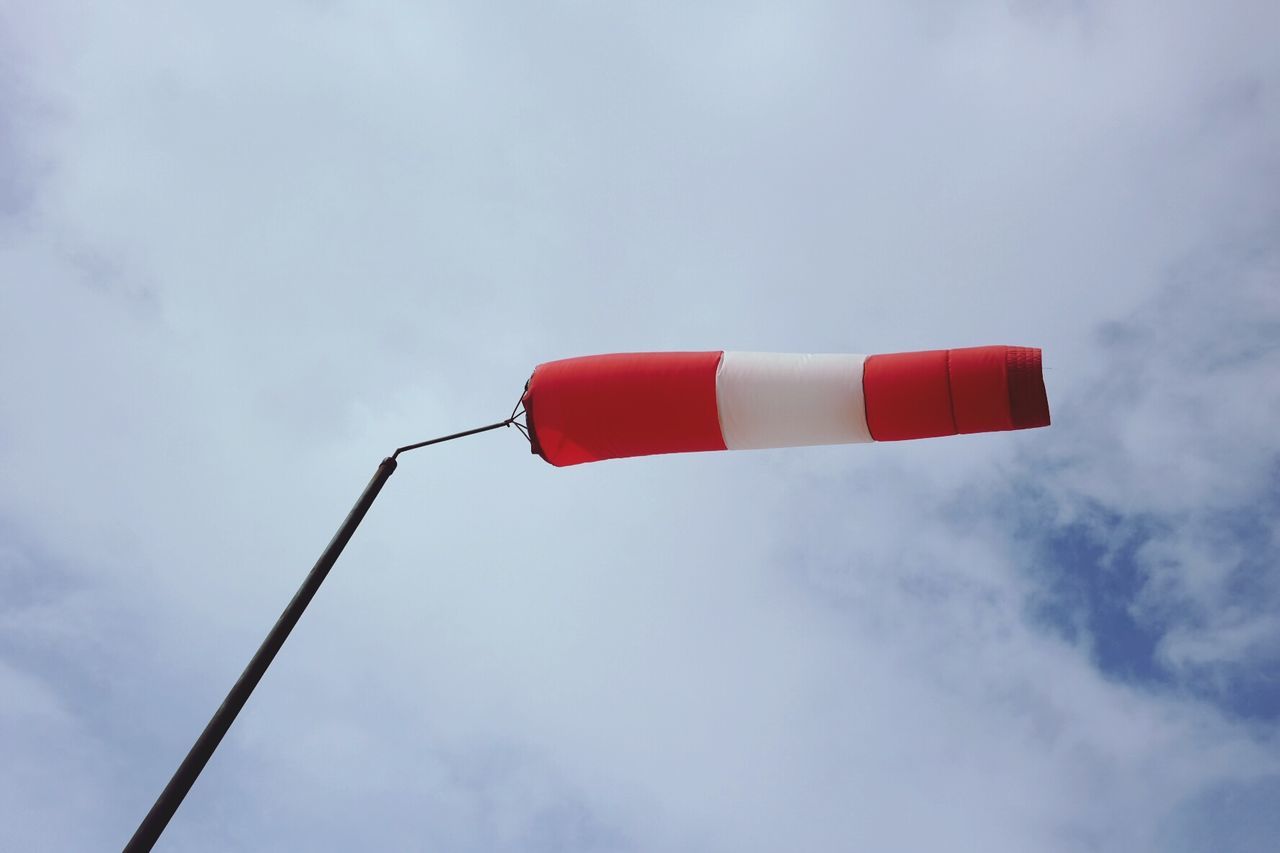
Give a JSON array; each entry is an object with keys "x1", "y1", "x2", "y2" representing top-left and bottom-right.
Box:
[{"x1": 1, "y1": 1, "x2": 1278, "y2": 850}]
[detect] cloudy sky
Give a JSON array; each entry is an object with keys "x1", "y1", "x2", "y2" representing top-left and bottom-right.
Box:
[{"x1": 2, "y1": 1, "x2": 1279, "y2": 850}]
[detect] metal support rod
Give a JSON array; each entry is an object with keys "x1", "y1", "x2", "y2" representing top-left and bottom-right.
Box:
[
  {"x1": 125, "y1": 418, "x2": 516, "y2": 852},
  {"x1": 392, "y1": 417, "x2": 515, "y2": 458}
]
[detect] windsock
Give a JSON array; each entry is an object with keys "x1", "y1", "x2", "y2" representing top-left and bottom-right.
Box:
[{"x1": 522, "y1": 346, "x2": 1049, "y2": 467}]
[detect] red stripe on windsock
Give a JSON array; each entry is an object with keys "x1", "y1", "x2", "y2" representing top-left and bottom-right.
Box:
[
  {"x1": 1006, "y1": 346, "x2": 1051, "y2": 430},
  {"x1": 863, "y1": 346, "x2": 1049, "y2": 441},
  {"x1": 523, "y1": 352, "x2": 726, "y2": 467}
]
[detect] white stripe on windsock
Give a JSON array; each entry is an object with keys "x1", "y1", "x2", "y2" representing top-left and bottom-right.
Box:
[{"x1": 714, "y1": 352, "x2": 873, "y2": 450}]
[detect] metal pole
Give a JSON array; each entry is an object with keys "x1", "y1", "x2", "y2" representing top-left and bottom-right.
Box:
[
  {"x1": 123, "y1": 456, "x2": 398, "y2": 852},
  {"x1": 124, "y1": 417, "x2": 517, "y2": 852}
]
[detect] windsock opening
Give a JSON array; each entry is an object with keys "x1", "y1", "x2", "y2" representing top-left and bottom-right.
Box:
[{"x1": 522, "y1": 352, "x2": 726, "y2": 467}]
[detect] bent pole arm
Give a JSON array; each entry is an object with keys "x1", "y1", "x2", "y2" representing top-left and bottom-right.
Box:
[
  {"x1": 123, "y1": 417, "x2": 518, "y2": 853},
  {"x1": 392, "y1": 417, "x2": 516, "y2": 458}
]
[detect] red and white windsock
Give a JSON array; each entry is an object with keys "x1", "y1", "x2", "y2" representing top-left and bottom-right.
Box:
[{"x1": 521, "y1": 346, "x2": 1050, "y2": 467}]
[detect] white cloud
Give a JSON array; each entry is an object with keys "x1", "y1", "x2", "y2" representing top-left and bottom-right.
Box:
[{"x1": 1028, "y1": 244, "x2": 1280, "y2": 696}]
